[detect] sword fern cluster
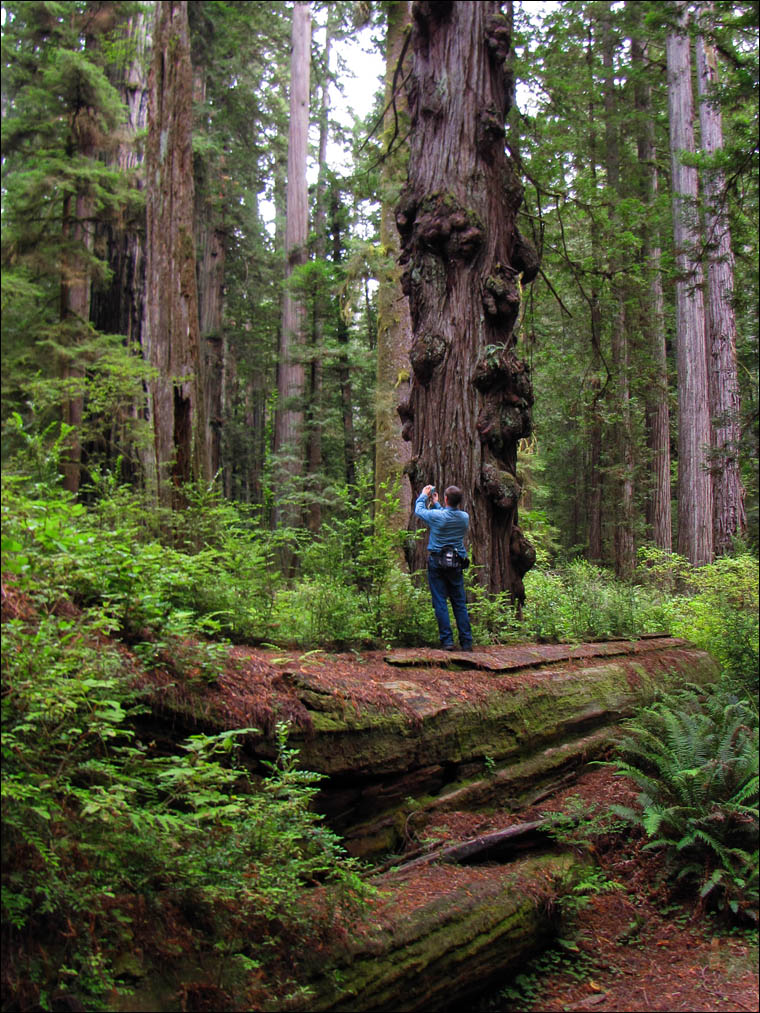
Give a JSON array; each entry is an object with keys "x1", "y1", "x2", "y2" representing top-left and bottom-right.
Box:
[{"x1": 609, "y1": 686, "x2": 758, "y2": 921}]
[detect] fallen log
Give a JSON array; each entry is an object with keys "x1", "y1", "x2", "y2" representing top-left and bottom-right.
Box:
[{"x1": 288, "y1": 853, "x2": 578, "y2": 1013}]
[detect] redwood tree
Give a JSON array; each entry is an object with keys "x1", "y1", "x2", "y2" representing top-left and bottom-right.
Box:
[
  {"x1": 696, "y1": 27, "x2": 747, "y2": 554},
  {"x1": 667, "y1": 4, "x2": 713, "y2": 565},
  {"x1": 397, "y1": 0, "x2": 538, "y2": 600},
  {"x1": 273, "y1": 0, "x2": 311, "y2": 524},
  {"x1": 145, "y1": 0, "x2": 209, "y2": 507},
  {"x1": 375, "y1": 0, "x2": 413, "y2": 519}
]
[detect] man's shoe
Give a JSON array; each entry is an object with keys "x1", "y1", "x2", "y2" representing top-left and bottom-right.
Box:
[
  {"x1": 460, "y1": 644, "x2": 473, "y2": 652},
  {"x1": 442, "y1": 644, "x2": 455, "y2": 651}
]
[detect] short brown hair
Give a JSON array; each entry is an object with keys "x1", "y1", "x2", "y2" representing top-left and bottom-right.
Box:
[{"x1": 445, "y1": 485, "x2": 463, "y2": 508}]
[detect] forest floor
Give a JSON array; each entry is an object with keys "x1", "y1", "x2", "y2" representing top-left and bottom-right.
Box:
[
  {"x1": 140, "y1": 641, "x2": 758, "y2": 1013},
  {"x1": 421, "y1": 767, "x2": 760, "y2": 1013}
]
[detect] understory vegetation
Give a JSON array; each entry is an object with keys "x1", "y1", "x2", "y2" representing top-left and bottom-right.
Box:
[{"x1": 2, "y1": 446, "x2": 758, "y2": 1009}]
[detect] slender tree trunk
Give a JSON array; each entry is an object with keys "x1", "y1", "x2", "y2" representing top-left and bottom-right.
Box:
[
  {"x1": 631, "y1": 26, "x2": 672, "y2": 553},
  {"x1": 376, "y1": 0, "x2": 413, "y2": 520},
  {"x1": 330, "y1": 185, "x2": 357, "y2": 487},
  {"x1": 306, "y1": 24, "x2": 332, "y2": 531},
  {"x1": 192, "y1": 67, "x2": 226, "y2": 484},
  {"x1": 60, "y1": 184, "x2": 93, "y2": 493},
  {"x1": 666, "y1": 6, "x2": 713, "y2": 564},
  {"x1": 584, "y1": 32, "x2": 603, "y2": 564},
  {"x1": 696, "y1": 29, "x2": 746, "y2": 554},
  {"x1": 398, "y1": 1, "x2": 538, "y2": 600},
  {"x1": 602, "y1": 9, "x2": 635, "y2": 577},
  {"x1": 145, "y1": 0, "x2": 209, "y2": 509},
  {"x1": 274, "y1": 0, "x2": 311, "y2": 525}
]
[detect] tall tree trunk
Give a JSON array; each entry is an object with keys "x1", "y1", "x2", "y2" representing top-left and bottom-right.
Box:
[
  {"x1": 90, "y1": 8, "x2": 150, "y2": 486},
  {"x1": 274, "y1": 0, "x2": 311, "y2": 525},
  {"x1": 330, "y1": 185, "x2": 357, "y2": 487},
  {"x1": 375, "y1": 0, "x2": 413, "y2": 520},
  {"x1": 192, "y1": 67, "x2": 226, "y2": 484},
  {"x1": 584, "y1": 31, "x2": 604, "y2": 564},
  {"x1": 666, "y1": 6, "x2": 713, "y2": 565},
  {"x1": 60, "y1": 184, "x2": 93, "y2": 494},
  {"x1": 145, "y1": 0, "x2": 209, "y2": 509},
  {"x1": 601, "y1": 8, "x2": 635, "y2": 577},
  {"x1": 306, "y1": 24, "x2": 332, "y2": 531},
  {"x1": 398, "y1": 1, "x2": 538, "y2": 600},
  {"x1": 696, "y1": 29, "x2": 747, "y2": 554},
  {"x1": 631, "y1": 24, "x2": 672, "y2": 553}
]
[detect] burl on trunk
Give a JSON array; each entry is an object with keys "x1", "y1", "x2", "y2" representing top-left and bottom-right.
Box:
[{"x1": 396, "y1": 1, "x2": 539, "y2": 602}]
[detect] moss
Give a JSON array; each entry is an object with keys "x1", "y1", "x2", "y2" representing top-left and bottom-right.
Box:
[{"x1": 481, "y1": 462, "x2": 521, "y2": 508}]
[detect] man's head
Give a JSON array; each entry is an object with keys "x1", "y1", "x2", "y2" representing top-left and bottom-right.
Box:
[{"x1": 444, "y1": 485, "x2": 463, "y2": 508}]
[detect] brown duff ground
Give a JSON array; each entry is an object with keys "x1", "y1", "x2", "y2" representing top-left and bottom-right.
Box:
[{"x1": 415, "y1": 767, "x2": 759, "y2": 1013}]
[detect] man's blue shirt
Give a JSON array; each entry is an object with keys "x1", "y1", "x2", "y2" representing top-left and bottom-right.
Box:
[{"x1": 414, "y1": 493, "x2": 469, "y2": 555}]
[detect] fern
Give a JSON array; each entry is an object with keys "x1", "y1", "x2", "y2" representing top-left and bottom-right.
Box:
[{"x1": 607, "y1": 686, "x2": 758, "y2": 922}]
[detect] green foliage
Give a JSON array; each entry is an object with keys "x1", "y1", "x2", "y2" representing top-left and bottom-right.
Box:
[
  {"x1": 521, "y1": 561, "x2": 670, "y2": 643},
  {"x1": 608, "y1": 686, "x2": 759, "y2": 922},
  {"x1": 1, "y1": 610, "x2": 371, "y2": 1009},
  {"x1": 636, "y1": 547, "x2": 759, "y2": 695}
]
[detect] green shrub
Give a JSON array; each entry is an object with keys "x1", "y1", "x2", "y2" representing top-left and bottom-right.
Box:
[
  {"x1": 667, "y1": 553, "x2": 758, "y2": 695},
  {"x1": 1, "y1": 613, "x2": 370, "y2": 1009},
  {"x1": 521, "y1": 561, "x2": 669, "y2": 643},
  {"x1": 271, "y1": 578, "x2": 374, "y2": 647},
  {"x1": 609, "y1": 686, "x2": 759, "y2": 922}
]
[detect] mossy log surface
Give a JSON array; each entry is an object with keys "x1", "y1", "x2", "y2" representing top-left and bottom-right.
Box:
[
  {"x1": 146, "y1": 637, "x2": 718, "y2": 858},
  {"x1": 290, "y1": 853, "x2": 575, "y2": 1013}
]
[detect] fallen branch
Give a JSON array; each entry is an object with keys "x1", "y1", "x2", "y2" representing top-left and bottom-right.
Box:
[{"x1": 379, "y1": 820, "x2": 553, "y2": 877}]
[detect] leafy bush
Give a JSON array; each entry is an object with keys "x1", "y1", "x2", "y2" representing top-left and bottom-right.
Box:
[
  {"x1": 609, "y1": 686, "x2": 759, "y2": 922},
  {"x1": 521, "y1": 561, "x2": 670, "y2": 643},
  {"x1": 669, "y1": 554, "x2": 757, "y2": 695},
  {"x1": 1, "y1": 612, "x2": 371, "y2": 1009}
]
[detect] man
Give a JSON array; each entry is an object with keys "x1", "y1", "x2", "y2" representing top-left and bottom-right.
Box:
[{"x1": 415, "y1": 484, "x2": 474, "y2": 651}]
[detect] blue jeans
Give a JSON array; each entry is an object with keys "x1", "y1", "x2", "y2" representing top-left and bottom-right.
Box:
[{"x1": 427, "y1": 556, "x2": 473, "y2": 648}]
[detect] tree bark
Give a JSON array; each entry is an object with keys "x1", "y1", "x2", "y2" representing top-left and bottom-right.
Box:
[
  {"x1": 330, "y1": 184, "x2": 358, "y2": 487},
  {"x1": 398, "y1": 0, "x2": 538, "y2": 600},
  {"x1": 631, "y1": 24, "x2": 672, "y2": 553},
  {"x1": 192, "y1": 67, "x2": 226, "y2": 484},
  {"x1": 273, "y1": 0, "x2": 311, "y2": 526},
  {"x1": 601, "y1": 8, "x2": 635, "y2": 578},
  {"x1": 696, "y1": 29, "x2": 747, "y2": 554},
  {"x1": 375, "y1": 0, "x2": 414, "y2": 520},
  {"x1": 145, "y1": 0, "x2": 210, "y2": 508},
  {"x1": 60, "y1": 184, "x2": 93, "y2": 494},
  {"x1": 584, "y1": 29, "x2": 604, "y2": 564},
  {"x1": 306, "y1": 23, "x2": 332, "y2": 532},
  {"x1": 666, "y1": 7, "x2": 713, "y2": 565}
]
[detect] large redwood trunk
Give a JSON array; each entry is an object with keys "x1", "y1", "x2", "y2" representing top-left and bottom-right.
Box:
[
  {"x1": 145, "y1": 0, "x2": 209, "y2": 507},
  {"x1": 696, "y1": 30, "x2": 747, "y2": 555},
  {"x1": 666, "y1": 6, "x2": 713, "y2": 565},
  {"x1": 375, "y1": 0, "x2": 413, "y2": 519},
  {"x1": 631, "y1": 25, "x2": 672, "y2": 553},
  {"x1": 397, "y1": 1, "x2": 538, "y2": 600},
  {"x1": 273, "y1": 0, "x2": 311, "y2": 526}
]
